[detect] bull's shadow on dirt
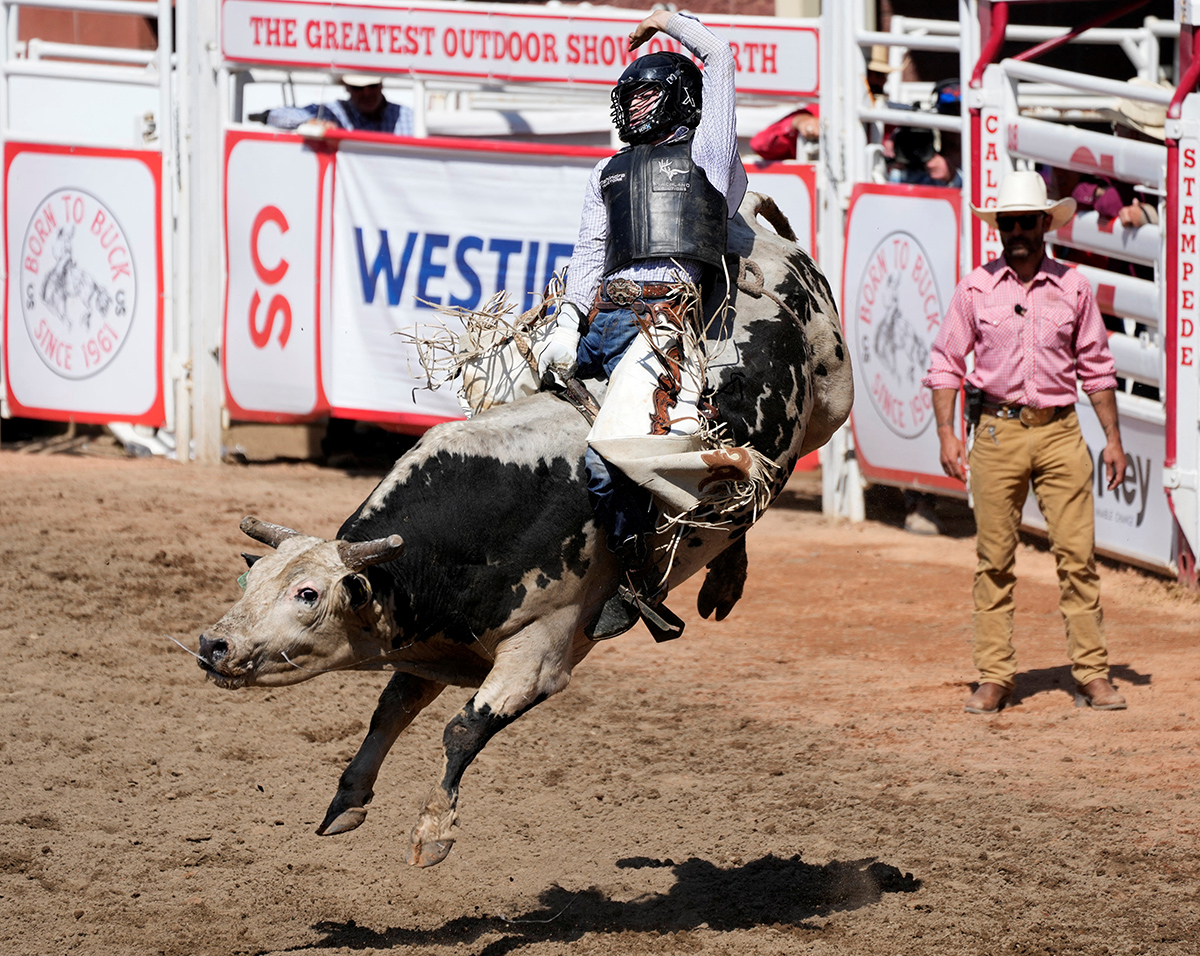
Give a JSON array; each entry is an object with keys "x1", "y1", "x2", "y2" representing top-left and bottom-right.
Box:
[{"x1": 295, "y1": 853, "x2": 919, "y2": 954}]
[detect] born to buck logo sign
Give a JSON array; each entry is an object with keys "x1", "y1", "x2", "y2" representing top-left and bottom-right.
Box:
[
  {"x1": 20, "y1": 189, "x2": 135, "y2": 379},
  {"x1": 4, "y1": 144, "x2": 163, "y2": 425},
  {"x1": 852, "y1": 230, "x2": 943, "y2": 439}
]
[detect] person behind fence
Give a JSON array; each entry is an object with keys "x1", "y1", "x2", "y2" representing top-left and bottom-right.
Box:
[
  {"x1": 750, "y1": 104, "x2": 819, "y2": 162},
  {"x1": 535, "y1": 9, "x2": 761, "y2": 642},
  {"x1": 922, "y1": 170, "x2": 1130, "y2": 715},
  {"x1": 888, "y1": 80, "x2": 962, "y2": 189},
  {"x1": 256, "y1": 74, "x2": 415, "y2": 136}
]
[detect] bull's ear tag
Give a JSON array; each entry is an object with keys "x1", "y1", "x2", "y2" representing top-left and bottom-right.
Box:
[{"x1": 237, "y1": 571, "x2": 249, "y2": 591}]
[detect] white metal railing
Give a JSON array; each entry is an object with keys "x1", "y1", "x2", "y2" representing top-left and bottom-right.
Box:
[
  {"x1": 1001, "y1": 59, "x2": 1176, "y2": 104},
  {"x1": 0, "y1": 0, "x2": 178, "y2": 447},
  {"x1": 24, "y1": 38, "x2": 160, "y2": 65},
  {"x1": 1071, "y1": 263, "x2": 1160, "y2": 328},
  {"x1": 6, "y1": 0, "x2": 156, "y2": 13},
  {"x1": 1052, "y1": 211, "x2": 1162, "y2": 267},
  {"x1": 1009, "y1": 114, "x2": 1167, "y2": 188}
]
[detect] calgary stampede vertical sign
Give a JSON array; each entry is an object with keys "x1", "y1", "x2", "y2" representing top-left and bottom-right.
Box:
[
  {"x1": 4, "y1": 144, "x2": 163, "y2": 425},
  {"x1": 842, "y1": 185, "x2": 961, "y2": 487}
]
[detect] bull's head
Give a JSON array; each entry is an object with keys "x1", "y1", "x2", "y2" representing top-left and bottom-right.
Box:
[{"x1": 197, "y1": 517, "x2": 404, "y2": 688}]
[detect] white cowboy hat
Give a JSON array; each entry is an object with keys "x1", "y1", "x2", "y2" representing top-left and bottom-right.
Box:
[
  {"x1": 341, "y1": 73, "x2": 384, "y2": 88},
  {"x1": 970, "y1": 171, "x2": 1076, "y2": 232},
  {"x1": 1101, "y1": 76, "x2": 1171, "y2": 141}
]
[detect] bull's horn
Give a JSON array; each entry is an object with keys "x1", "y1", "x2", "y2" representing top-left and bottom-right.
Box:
[
  {"x1": 338, "y1": 535, "x2": 405, "y2": 571},
  {"x1": 240, "y1": 516, "x2": 302, "y2": 549}
]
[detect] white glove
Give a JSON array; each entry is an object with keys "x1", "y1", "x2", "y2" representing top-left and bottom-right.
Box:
[{"x1": 536, "y1": 303, "x2": 585, "y2": 380}]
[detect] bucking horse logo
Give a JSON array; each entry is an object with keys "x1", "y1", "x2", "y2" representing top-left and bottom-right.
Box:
[{"x1": 40, "y1": 224, "x2": 112, "y2": 332}]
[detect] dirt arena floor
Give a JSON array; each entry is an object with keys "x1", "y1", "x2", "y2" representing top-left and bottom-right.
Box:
[{"x1": 2, "y1": 441, "x2": 1199, "y2": 956}]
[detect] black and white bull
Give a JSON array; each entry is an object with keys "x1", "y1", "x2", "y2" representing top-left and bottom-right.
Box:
[{"x1": 195, "y1": 193, "x2": 853, "y2": 868}]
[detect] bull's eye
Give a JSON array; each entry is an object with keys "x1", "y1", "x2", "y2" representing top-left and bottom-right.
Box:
[{"x1": 296, "y1": 587, "x2": 320, "y2": 605}]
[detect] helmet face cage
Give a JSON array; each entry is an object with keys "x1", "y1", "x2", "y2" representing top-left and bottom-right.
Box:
[{"x1": 610, "y1": 52, "x2": 703, "y2": 145}]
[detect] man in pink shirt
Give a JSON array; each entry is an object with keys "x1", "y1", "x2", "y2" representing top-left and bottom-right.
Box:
[{"x1": 923, "y1": 171, "x2": 1129, "y2": 715}]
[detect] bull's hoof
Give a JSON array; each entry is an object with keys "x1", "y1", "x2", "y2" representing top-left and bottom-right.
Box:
[
  {"x1": 316, "y1": 805, "x2": 367, "y2": 836},
  {"x1": 408, "y1": 839, "x2": 454, "y2": 867}
]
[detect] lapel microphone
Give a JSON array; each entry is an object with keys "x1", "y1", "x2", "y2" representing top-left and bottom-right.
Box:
[{"x1": 1014, "y1": 304, "x2": 1027, "y2": 316}]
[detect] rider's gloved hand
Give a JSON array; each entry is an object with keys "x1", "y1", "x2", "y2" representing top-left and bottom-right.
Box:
[{"x1": 537, "y1": 302, "x2": 585, "y2": 380}]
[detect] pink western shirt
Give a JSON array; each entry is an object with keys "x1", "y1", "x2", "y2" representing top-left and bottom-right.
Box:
[{"x1": 923, "y1": 255, "x2": 1118, "y2": 407}]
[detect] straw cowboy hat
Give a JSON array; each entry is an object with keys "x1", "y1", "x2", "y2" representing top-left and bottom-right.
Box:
[
  {"x1": 970, "y1": 171, "x2": 1076, "y2": 232},
  {"x1": 866, "y1": 45, "x2": 902, "y2": 74},
  {"x1": 341, "y1": 73, "x2": 384, "y2": 88},
  {"x1": 1101, "y1": 76, "x2": 1172, "y2": 141}
]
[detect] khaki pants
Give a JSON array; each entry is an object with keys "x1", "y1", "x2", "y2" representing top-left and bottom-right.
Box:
[{"x1": 968, "y1": 408, "x2": 1108, "y2": 690}]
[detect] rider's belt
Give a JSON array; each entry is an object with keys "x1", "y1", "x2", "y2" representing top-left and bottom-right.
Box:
[
  {"x1": 595, "y1": 278, "x2": 683, "y2": 310},
  {"x1": 981, "y1": 400, "x2": 1070, "y2": 427}
]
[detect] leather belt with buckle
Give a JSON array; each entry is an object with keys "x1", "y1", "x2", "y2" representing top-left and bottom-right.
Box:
[
  {"x1": 597, "y1": 278, "x2": 681, "y2": 309},
  {"x1": 981, "y1": 402, "x2": 1067, "y2": 427}
]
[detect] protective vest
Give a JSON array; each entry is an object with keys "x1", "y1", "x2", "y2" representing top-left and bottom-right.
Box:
[{"x1": 600, "y1": 133, "x2": 728, "y2": 276}]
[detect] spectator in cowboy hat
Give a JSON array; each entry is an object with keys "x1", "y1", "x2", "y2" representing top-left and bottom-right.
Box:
[
  {"x1": 865, "y1": 44, "x2": 903, "y2": 104},
  {"x1": 923, "y1": 169, "x2": 1129, "y2": 715},
  {"x1": 257, "y1": 74, "x2": 415, "y2": 136}
]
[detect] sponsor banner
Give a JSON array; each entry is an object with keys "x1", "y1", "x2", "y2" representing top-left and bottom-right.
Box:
[
  {"x1": 224, "y1": 131, "x2": 329, "y2": 420},
  {"x1": 327, "y1": 140, "x2": 599, "y2": 422},
  {"x1": 842, "y1": 184, "x2": 962, "y2": 490},
  {"x1": 221, "y1": 0, "x2": 818, "y2": 97},
  {"x1": 1022, "y1": 407, "x2": 1174, "y2": 572},
  {"x1": 220, "y1": 132, "x2": 821, "y2": 426},
  {"x1": 3, "y1": 143, "x2": 163, "y2": 425}
]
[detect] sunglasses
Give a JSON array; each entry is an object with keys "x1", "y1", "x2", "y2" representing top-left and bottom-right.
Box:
[{"x1": 995, "y1": 213, "x2": 1043, "y2": 232}]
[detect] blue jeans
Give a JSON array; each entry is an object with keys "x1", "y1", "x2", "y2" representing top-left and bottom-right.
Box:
[
  {"x1": 576, "y1": 304, "x2": 661, "y2": 553},
  {"x1": 576, "y1": 306, "x2": 641, "y2": 380}
]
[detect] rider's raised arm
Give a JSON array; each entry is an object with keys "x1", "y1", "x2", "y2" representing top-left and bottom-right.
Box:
[{"x1": 667, "y1": 14, "x2": 744, "y2": 213}]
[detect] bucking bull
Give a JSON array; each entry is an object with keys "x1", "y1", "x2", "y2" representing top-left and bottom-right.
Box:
[{"x1": 194, "y1": 193, "x2": 853, "y2": 867}]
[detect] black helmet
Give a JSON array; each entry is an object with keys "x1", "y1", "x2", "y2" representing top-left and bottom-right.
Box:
[{"x1": 610, "y1": 51, "x2": 703, "y2": 145}]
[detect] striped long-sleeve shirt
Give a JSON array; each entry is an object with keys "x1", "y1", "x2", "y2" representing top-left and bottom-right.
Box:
[{"x1": 563, "y1": 13, "x2": 746, "y2": 308}]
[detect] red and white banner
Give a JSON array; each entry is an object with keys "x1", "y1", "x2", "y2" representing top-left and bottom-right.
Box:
[
  {"x1": 1167, "y1": 91, "x2": 1200, "y2": 561},
  {"x1": 3, "y1": 143, "x2": 164, "y2": 425},
  {"x1": 221, "y1": 0, "x2": 818, "y2": 97},
  {"x1": 222, "y1": 131, "x2": 820, "y2": 429},
  {"x1": 842, "y1": 183, "x2": 962, "y2": 491},
  {"x1": 745, "y1": 162, "x2": 817, "y2": 260},
  {"x1": 224, "y1": 130, "x2": 332, "y2": 421}
]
